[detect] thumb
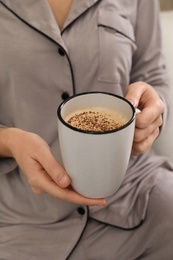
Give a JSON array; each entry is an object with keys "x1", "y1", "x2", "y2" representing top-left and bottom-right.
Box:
[
  {"x1": 125, "y1": 82, "x2": 145, "y2": 108},
  {"x1": 35, "y1": 144, "x2": 71, "y2": 188},
  {"x1": 47, "y1": 159, "x2": 71, "y2": 188}
]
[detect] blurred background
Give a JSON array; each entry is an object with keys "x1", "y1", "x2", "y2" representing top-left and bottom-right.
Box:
[
  {"x1": 160, "y1": 0, "x2": 173, "y2": 10},
  {"x1": 153, "y1": 0, "x2": 173, "y2": 162}
]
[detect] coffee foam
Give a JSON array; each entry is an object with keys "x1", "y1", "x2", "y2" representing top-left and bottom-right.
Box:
[{"x1": 65, "y1": 107, "x2": 129, "y2": 132}]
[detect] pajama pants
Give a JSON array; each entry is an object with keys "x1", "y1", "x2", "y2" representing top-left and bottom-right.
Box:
[{"x1": 69, "y1": 170, "x2": 173, "y2": 260}]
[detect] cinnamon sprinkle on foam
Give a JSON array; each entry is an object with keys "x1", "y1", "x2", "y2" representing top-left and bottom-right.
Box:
[{"x1": 66, "y1": 109, "x2": 127, "y2": 132}]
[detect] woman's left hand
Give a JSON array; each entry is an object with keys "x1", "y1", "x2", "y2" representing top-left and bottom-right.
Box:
[{"x1": 125, "y1": 82, "x2": 165, "y2": 156}]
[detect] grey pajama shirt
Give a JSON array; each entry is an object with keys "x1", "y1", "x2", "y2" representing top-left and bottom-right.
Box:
[{"x1": 0, "y1": 0, "x2": 173, "y2": 259}]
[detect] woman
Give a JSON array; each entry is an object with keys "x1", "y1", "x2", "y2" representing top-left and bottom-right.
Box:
[{"x1": 0, "y1": 0, "x2": 173, "y2": 259}]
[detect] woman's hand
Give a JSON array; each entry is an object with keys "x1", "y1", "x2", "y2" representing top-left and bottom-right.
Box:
[
  {"x1": 0, "y1": 128, "x2": 106, "y2": 206},
  {"x1": 125, "y1": 82, "x2": 165, "y2": 156}
]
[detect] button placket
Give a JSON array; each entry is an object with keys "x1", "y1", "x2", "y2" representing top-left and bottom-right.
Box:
[{"x1": 57, "y1": 43, "x2": 75, "y2": 97}]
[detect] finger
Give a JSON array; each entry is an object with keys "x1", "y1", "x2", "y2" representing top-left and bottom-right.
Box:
[
  {"x1": 125, "y1": 82, "x2": 145, "y2": 108},
  {"x1": 135, "y1": 107, "x2": 163, "y2": 129},
  {"x1": 125, "y1": 82, "x2": 164, "y2": 127},
  {"x1": 47, "y1": 184, "x2": 106, "y2": 206},
  {"x1": 34, "y1": 144, "x2": 71, "y2": 188},
  {"x1": 132, "y1": 127, "x2": 160, "y2": 155},
  {"x1": 31, "y1": 187, "x2": 44, "y2": 194},
  {"x1": 134, "y1": 116, "x2": 162, "y2": 142},
  {"x1": 30, "y1": 169, "x2": 106, "y2": 206}
]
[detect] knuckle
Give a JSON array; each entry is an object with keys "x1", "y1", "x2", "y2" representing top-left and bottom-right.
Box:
[
  {"x1": 136, "y1": 117, "x2": 148, "y2": 129},
  {"x1": 31, "y1": 187, "x2": 44, "y2": 194},
  {"x1": 28, "y1": 175, "x2": 39, "y2": 188},
  {"x1": 134, "y1": 128, "x2": 146, "y2": 142},
  {"x1": 134, "y1": 133, "x2": 141, "y2": 143},
  {"x1": 132, "y1": 143, "x2": 144, "y2": 155},
  {"x1": 156, "y1": 99, "x2": 165, "y2": 114},
  {"x1": 136, "y1": 145, "x2": 145, "y2": 155}
]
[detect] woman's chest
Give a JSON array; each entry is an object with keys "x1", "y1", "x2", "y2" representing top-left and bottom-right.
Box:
[
  {"x1": 0, "y1": 0, "x2": 138, "y2": 94},
  {"x1": 47, "y1": 0, "x2": 73, "y2": 30}
]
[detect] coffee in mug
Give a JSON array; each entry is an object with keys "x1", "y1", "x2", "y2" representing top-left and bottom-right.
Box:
[{"x1": 65, "y1": 107, "x2": 129, "y2": 132}]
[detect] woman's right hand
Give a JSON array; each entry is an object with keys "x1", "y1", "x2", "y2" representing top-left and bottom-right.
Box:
[{"x1": 0, "y1": 128, "x2": 106, "y2": 206}]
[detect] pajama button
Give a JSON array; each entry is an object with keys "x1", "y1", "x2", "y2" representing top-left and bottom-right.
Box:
[
  {"x1": 61, "y1": 92, "x2": 70, "y2": 100},
  {"x1": 58, "y1": 47, "x2": 65, "y2": 56},
  {"x1": 77, "y1": 207, "x2": 85, "y2": 215}
]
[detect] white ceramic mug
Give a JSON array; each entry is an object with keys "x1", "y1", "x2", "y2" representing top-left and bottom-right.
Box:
[{"x1": 57, "y1": 92, "x2": 136, "y2": 198}]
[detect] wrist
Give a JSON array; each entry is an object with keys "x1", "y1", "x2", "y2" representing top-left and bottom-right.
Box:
[{"x1": 0, "y1": 127, "x2": 26, "y2": 157}]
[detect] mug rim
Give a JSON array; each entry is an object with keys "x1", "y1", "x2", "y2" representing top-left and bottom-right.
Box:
[{"x1": 57, "y1": 91, "x2": 136, "y2": 135}]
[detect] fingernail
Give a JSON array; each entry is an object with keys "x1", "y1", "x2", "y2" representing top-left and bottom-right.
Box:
[
  {"x1": 127, "y1": 99, "x2": 136, "y2": 106},
  {"x1": 58, "y1": 173, "x2": 70, "y2": 187},
  {"x1": 96, "y1": 200, "x2": 106, "y2": 206}
]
